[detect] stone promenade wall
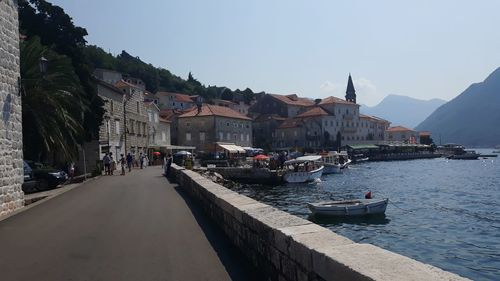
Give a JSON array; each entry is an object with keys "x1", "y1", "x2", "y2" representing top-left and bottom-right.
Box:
[
  {"x1": 0, "y1": 0, "x2": 24, "y2": 217},
  {"x1": 170, "y1": 164, "x2": 468, "y2": 281}
]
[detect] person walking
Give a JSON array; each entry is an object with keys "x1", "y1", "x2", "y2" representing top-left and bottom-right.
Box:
[
  {"x1": 165, "y1": 154, "x2": 172, "y2": 177},
  {"x1": 126, "y1": 152, "x2": 133, "y2": 172},
  {"x1": 140, "y1": 153, "x2": 144, "y2": 169},
  {"x1": 109, "y1": 152, "x2": 115, "y2": 175},
  {"x1": 120, "y1": 154, "x2": 126, "y2": 175},
  {"x1": 103, "y1": 153, "x2": 111, "y2": 175}
]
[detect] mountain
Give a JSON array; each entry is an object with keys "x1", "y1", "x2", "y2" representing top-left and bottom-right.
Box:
[
  {"x1": 360, "y1": 95, "x2": 446, "y2": 128},
  {"x1": 416, "y1": 67, "x2": 500, "y2": 147}
]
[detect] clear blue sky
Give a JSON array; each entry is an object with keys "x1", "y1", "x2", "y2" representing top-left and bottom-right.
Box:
[{"x1": 51, "y1": 0, "x2": 500, "y2": 106}]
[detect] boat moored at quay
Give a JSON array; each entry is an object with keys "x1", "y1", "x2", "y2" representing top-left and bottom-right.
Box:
[{"x1": 283, "y1": 155, "x2": 324, "y2": 183}]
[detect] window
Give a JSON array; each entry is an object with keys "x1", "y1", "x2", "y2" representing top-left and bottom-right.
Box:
[
  {"x1": 143, "y1": 123, "x2": 146, "y2": 136},
  {"x1": 240, "y1": 133, "x2": 244, "y2": 141},
  {"x1": 186, "y1": 122, "x2": 190, "y2": 127},
  {"x1": 115, "y1": 120, "x2": 120, "y2": 135},
  {"x1": 129, "y1": 120, "x2": 135, "y2": 134},
  {"x1": 294, "y1": 131, "x2": 297, "y2": 137},
  {"x1": 110, "y1": 100, "x2": 114, "y2": 113},
  {"x1": 324, "y1": 120, "x2": 327, "y2": 126},
  {"x1": 154, "y1": 113, "x2": 158, "y2": 123},
  {"x1": 219, "y1": 132, "x2": 224, "y2": 141},
  {"x1": 200, "y1": 132, "x2": 206, "y2": 141},
  {"x1": 246, "y1": 134, "x2": 250, "y2": 142},
  {"x1": 136, "y1": 101, "x2": 140, "y2": 113},
  {"x1": 148, "y1": 112, "x2": 152, "y2": 122},
  {"x1": 226, "y1": 122, "x2": 230, "y2": 127},
  {"x1": 227, "y1": 133, "x2": 231, "y2": 140},
  {"x1": 162, "y1": 132, "x2": 166, "y2": 142},
  {"x1": 106, "y1": 120, "x2": 111, "y2": 136},
  {"x1": 186, "y1": 132, "x2": 191, "y2": 141},
  {"x1": 281, "y1": 132, "x2": 285, "y2": 138}
]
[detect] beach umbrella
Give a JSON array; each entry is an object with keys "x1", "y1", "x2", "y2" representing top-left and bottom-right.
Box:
[{"x1": 253, "y1": 154, "x2": 269, "y2": 161}]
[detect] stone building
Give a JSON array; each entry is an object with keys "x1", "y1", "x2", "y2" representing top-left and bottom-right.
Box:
[
  {"x1": 156, "y1": 91, "x2": 201, "y2": 111},
  {"x1": 385, "y1": 126, "x2": 419, "y2": 143},
  {"x1": 145, "y1": 101, "x2": 171, "y2": 154},
  {"x1": 97, "y1": 80, "x2": 126, "y2": 158},
  {"x1": 0, "y1": 0, "x2": 24, "y2": 216},
  {"x1": 178, "y1": 104, "x2": 252, "y2": 151}
]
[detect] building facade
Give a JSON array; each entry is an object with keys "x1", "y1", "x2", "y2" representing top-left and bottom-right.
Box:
[
  {"x1": 145, "y1": 102, "x2": 171, "y2": 151},
  {"x1": 156, "y1": 92, "x2": 200, "y2": 110},
  {"x1": 0, "y1": 0, "x2": 24, "y2": 216},
  {"x1": 385, "y1": 126, "x2": 419, "y2": 143},
  {"x1": 178, "y1": 104, "x2": 252, "y2": 151}
]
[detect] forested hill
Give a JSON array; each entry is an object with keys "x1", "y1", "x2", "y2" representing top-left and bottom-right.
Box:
[
  {"x1": 416, "y1": 67, "x2": 500, "y2": 147},
  {"x1": 84, "y1": 46, "x2": 258, "y2": 103}
]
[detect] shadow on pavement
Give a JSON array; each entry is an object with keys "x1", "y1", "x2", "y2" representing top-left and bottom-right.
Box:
[{"x1": 170, "y1": 177, "x2": 264, "y2": 281}]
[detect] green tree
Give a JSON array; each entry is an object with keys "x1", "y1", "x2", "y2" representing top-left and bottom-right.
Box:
[
  {"x1": 21, "y1": 37, "x2": 87, "y2": 163},
  {"x1": 19, "y1": 0, "x2": 104, "y2": 142}
]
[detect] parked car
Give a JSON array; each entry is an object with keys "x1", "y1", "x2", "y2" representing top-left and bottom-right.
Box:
[
  {"x1": 22, "y1": 161, "x2": 39, "y2": 193},
  {"x1": 25, "y1": 161, "x2": 68, "y2": 190}
]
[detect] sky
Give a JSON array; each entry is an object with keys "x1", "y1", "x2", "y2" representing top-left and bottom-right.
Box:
[{"x1": 51, "y1": 0, "x2": 500, "y2": 106}]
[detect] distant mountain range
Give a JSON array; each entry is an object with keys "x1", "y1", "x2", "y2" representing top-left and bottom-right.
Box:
[
  {"x1": 416, "y1": 67, "x2": 500, "y2": 147},
  {"x1": 360, "y1": 95, "x2": 446, "y2": 129}
]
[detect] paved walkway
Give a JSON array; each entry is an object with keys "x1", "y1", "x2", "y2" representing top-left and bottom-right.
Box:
[{"x1": 0, "y1": 166, "x2": 258, "y2": 281}]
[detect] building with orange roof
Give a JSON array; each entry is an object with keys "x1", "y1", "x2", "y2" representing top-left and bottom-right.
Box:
[
  {"x1": 385, "y1": 126, "x2": 419, "y2": 143},
  {"x1": 249, "y1": 93, "x2": 315, "y2": 118},
  {"x1": 156, "y1": 91, "x2": 202, "y2": 111},
  {"x1": 177, "y1": 104, "x2": 252, "y2": 151},
  {"x1": 145, "y1": 102, "x2": 170, "y2": 157}
]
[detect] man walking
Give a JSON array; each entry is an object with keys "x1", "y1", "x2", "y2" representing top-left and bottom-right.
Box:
[
  {"x1": 103, "y1": 153, "x2": 111, "y2": 175},
  {"x1": 120, "y1": 154, "x2": 126, "y2": 175},
  {"x1": 165, "y1": 154, "x2": 172, "y2": 177},
  {"x1": 139, "y1": 153, "x2": 144, "y2": 169},
  {"x1": 126, "y1": 153, "x2": 133, "y2": 172}
]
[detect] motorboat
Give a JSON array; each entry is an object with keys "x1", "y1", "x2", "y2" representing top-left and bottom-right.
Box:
[
  {"x1": 320, "y1": 151, "x2": 351, "y2": 174},
  {"x1": 283, "y1": 155, "x2": 324, "y2": 183},
  {"x1": 446, "y1": 150, "x2": 480, "y2": 160},
  {"x1": 307, "y1": 198, "x2": 389, "y2": 216}
]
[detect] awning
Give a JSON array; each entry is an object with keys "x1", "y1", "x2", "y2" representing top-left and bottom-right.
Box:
[
  {"x1": 346, "y1": 144, "x2": 379, "y2": 150},
  {"x1": 217, "y1": 143, "x2": 246, "y2": 153}
]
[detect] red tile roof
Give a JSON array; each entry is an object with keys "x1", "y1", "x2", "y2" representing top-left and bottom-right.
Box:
[
  {"x1": 319, "y1": 96, "x2": 356, "y2": 105},
  {"x1": 278, "y1": 118, "x2": 304, "y2": 129},
  {"x1": 270, "y1": 94, "x2": 315, "y2": 107},
  {"x1": 359, "y1": 114, "x2": 390, "y2": 123},
  {"x1": 179, "y1": 104, "x2": 251, "y2": 120},
  {"x1": 386, "y1": 126, "x2": 415, "y2": 132},
  {"x1": 159, "y1": 117, "x2": 171, "y2": 123},
  {"x1": 156, "y1": 91, "x2": 195, "y2": 103},
  {"x1": 419, "y1": 131, "x2": 431, "y2": 136},
  {"x1": 296, "y1": 107, "x2": 329, "y2": 118},
  {"x1": 114, "y1": 79, "x2": 141, "y2": 89}
]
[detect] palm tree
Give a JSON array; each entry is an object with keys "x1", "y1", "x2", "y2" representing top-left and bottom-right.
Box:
[{"x1": 21, "y1": 36, "x2": 88, "y2": 164}]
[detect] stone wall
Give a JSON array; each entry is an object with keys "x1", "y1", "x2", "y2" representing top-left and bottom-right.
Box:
[
  {"x1": 170, "y1": 164, "x2": 469, "y2": 281},
  {"x1": 0, "y1": 0, "x2": 24, "y2": 217}
]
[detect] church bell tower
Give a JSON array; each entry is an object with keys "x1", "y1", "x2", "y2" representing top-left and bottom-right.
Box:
[{"x1": 345, "y1": 73, "x2": 356, "y2": 104}]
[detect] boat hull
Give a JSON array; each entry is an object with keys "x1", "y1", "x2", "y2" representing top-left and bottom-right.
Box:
[
  {"x1": 308, "y1": 198, "x2": 388, "y2": 216},
  {"x1": 284, "y1": 166, "x2": 324, "y2": 183},
  {"x1": 323, "y1": 164, "x2": 341, "y2": 174}
]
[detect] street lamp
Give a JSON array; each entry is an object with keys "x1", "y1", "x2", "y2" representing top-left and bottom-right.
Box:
[
  {"x1": 19, "y1": 56, "x2": 49, "y2": 96},
  {"x1": 39, "y1": 56, "x2": 49, "y2": 74}
]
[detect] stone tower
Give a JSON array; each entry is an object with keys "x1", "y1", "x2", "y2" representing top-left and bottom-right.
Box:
[
  {"x1": 345, "y1": 73, "x2": 356, "y2": 104},
  {"x1": 1, "y1": 0, "x2": 24, "y2": 217}
]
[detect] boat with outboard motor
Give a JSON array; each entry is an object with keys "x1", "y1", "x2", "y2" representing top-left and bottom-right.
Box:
[{"x1": 283, "y1": 155, "x2": 324, "y2": 183}]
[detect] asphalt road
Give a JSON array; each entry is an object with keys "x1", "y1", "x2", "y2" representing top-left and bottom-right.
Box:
[{"x1": 0, "y1": 166, "x2": 258, "y2": 281}]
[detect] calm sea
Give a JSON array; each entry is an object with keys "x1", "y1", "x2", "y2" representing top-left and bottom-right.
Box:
[{"x1": 232, "y1": 149, "x2": 500, "y2": 281}]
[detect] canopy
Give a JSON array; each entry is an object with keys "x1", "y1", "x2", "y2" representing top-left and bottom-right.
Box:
[
  {"x1": 285, "y1": 155, "x2": 322, "y2": 165},
  {"x1": 217, "y1": 143, "x2": 246, "y2": 153},
  {"x1": 253, "y1": 154, "x2": 269, "y2": 161},
  {"x1": 174, "y1": 151, "x2": 192, "y2": 156},
  {"x1": 346, "y1": 144, "x2": 379, "y2": 150}
]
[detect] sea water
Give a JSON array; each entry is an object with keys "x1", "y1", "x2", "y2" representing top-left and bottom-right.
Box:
[{"x1": 232, "y1": 149, "x2": 500, "y2": 281}]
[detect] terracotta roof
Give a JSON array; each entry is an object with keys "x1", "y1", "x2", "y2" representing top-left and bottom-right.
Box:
[
  {"x1": 359, "y1": 114, "x2": 389, "y2": 123},
  {"x1": 419, "y1": 131, "x2": 431, "y2": 136},
  {"x1": 96, "y1": 79, "x2": 125, "y2": 95},
  {"x1": 156, "y1": 91, "x2": 195, "y2": 103},
  {"x1": 386, "y1": 126, "x2": 415, "y2": 132},
  {"x1": 179, "y1": 104, "x2": 251, "y2": 120},
  {"x1": 213, "y1": 99, "x2": 237, "y2": 106},
  {"x1": 270, "y1": 94, "x2": 314, "y2": 107},
  {"x1": 114, "y1": 79, "x2": 141, "y2": 89},
  {"x1": 253, "y1": 114, "x2": 287, "y2": 122},
  {"x1": 296, "y1": 107, "x2": 329, "y2": 118},
  {"x1": 319, "y1": 96, "x2": 356, "y2": 105},
  {"x1": 278, "y1": 118, "x2": 304, "y2": 129},
  {"x1": 159, "y1": 117, "x2": 171, "y2": 123},
  {"x1": 160, "y1": 109, "x2": 189, "y2": 121}
]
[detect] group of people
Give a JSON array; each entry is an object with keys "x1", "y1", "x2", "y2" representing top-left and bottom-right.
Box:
[{"x1": 102, "y1": 152, "x2": 148, "y2": 176}]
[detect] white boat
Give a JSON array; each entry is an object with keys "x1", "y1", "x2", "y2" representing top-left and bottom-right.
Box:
[
  {"x1": 283, "y1": 155, "x2": 324, "y2": 183},
  {"x1": 307, "y1": 198, "x2": 389, "y2": 216},
  {"x1": 446, "y1": 150, "x2": 479, "y2": 160},
  {"x1": 320, "y1": 151, "x2": 350, "y2": 174}
]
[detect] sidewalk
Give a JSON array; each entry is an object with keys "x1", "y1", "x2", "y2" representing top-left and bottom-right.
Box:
[{"x1": 0, "y1": 166, "x2": 258, "y2": 281}]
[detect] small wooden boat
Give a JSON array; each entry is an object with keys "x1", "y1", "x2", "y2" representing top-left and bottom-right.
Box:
[
  {"x1": 283, "y1": 155, "x2": 324, "y2": 183},
  {"x1": 320, "y1": 151, "x2": 350, "y2": 174},
  {"x1": 307, "y1": 198, "x2": 389, "y2": 216}
]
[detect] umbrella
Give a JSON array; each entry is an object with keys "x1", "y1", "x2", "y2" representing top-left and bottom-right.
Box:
[
  {"x1": 175, "y1": 151, "x2": 192, "y2": 156},
  {"x1": 253, "y1": 154, "x2": 269, "y2": 161},
  {"x1": 152, "y1": 151, "x2": 161, "y2": 156}
]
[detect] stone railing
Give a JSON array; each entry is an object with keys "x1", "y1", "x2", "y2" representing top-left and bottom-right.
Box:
[{"x1": 170, "y1": 164, "x2": 469, "y2": 281}]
